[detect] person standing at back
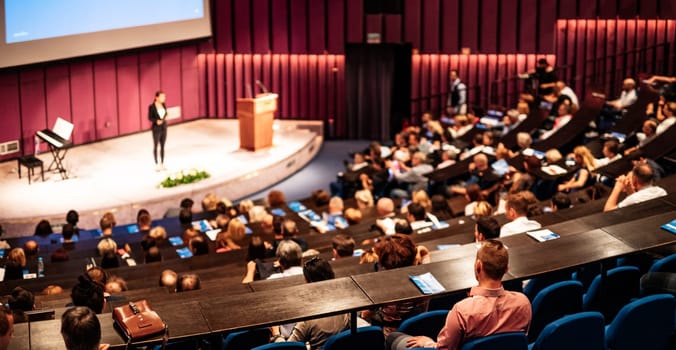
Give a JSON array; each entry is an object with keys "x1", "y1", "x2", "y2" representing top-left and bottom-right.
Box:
[{"x1": 149, "y1": 90, "x2": 168, "y2": 171}]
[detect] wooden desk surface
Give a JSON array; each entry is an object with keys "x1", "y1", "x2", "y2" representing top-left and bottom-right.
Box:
[
  {"x1": 600, "y1": 210, "x2": 676, "y2": 251},
  {"x1": 200, "y1": 277, "x2": 372, "y2": 333}
]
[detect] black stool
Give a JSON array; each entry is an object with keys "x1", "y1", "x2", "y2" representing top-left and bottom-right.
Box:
[{"x1": 18, "y1": 155, "x2": 44, "y2": 184}]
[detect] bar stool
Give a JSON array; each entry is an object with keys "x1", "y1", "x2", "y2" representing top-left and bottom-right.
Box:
[{"x1": 17, "y1": 155, "x2": 44, "y2": 184}]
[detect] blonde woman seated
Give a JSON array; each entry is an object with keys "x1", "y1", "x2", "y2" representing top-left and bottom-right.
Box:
[
  {"x1": 215, "y1": 218, "x2": 247, "y2": 252},
  {"x1": 558, "y1": 146, "x2": 597, "y2": 193}
]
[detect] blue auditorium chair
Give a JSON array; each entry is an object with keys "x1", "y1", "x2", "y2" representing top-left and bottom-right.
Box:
[
  {"x1": 649, "y1": 253, "x2": 676, "y2": 273},
  {"x1": 398, "y1": 310, "x2": 449, "y2": 340},
  {"x1": 459, "y1": 332, "x2": 528, "y2": 350},
  {"x1": 605, "y1": 294, "x2": 675, "y2": 350},
  {"x1": 522, "y1": 270, "x2": 575, "y2": 301},
  {"x1": 221, "y1": 328, "x2": 271, "y2": 350},
  {"x1": 529, "y1": 280, "x2": 584, "y2": 342},
  {"x1": 582, "y1": 266, "x2": 641, "y2": 321},
  {"x1": 323, "y1": 326, "x2": 384, "y2": 350},
  {"x1": 251, "y1": 341, "x2": 307, "y2": 350},
  {"x1": 528, "y1": 312, "x2": 605, "y2": 350}
]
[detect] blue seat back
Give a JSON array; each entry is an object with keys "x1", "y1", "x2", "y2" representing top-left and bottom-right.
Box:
[
  {"x1": 459, "y1": 332, "x2": 527, "y2": 350},
  {"x1": 251, "y1": 341, "x2": 307, "y2": 350},
  {"x1": 523, "y1": 271, "x2": 573, "y2": 301},
  {"x1": 649, "y1": 253, "x2": 676, "y2": 273},
  {"x1": 530, "y1": 312, "x2": 605, "y2": 350},
  {"x1": 398, "y1": 310, "x2": 449, "y2": 340},
  {"x1": 323, "y1": 326, "x2": 384, "y2": 350},
  {"x1": 583, "y1": 266, "x2": 641, "y2": 321},
  {"x1": 222, "y1": 328, "x2": 271, "y2": 350},
  {"x1": 605, "y1": 294, "x2": 675, "y2": 350},
  {"x1": 529, "y1": 280, "x2": 584, "y2": 342}
]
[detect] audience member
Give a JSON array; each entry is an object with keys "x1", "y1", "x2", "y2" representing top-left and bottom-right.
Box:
[
  {"x1": 23, "y1": 240, "x2": 38, "y2": 256},
  {"x1": 177, "y1": 274, "x2": 201, "y2": 292},
  {"x1": 4, "y1": 248, "x2": 26, "y2": 280},
  {"x1": 389, "y1": 152, "x2": 434, "y2": 199},
  {"x1": 182, "y1": 227, "x2": 200, "y2": 245},
  {"x1": 164, "y1": 197, "x2": 195, "y2": 218},
  {"x1": 61, "y1": 224, "x2": 77, "y2": 251},
  {"x1": 375, "y1": 198, "x2": 397, "y2": 235},
  {"x1": 464, "y1": 184, "x2": 485, "y2": 216},
  {"x1": 96, "y1": 237, "x2": 117, "y2": 257},
  {"x1": 189, "y1": 236, "x2": 209, "y2": 256},
  {"x1": 550, "y1": 192, "x2": 572, "y2": 212},
  {"x1": 607, "y1": 78, "x2": 638, "y2": 112},
  {"x1": 267, "y1": 190, "x2": 287, "y2": 207},
  {"x1": 541, "y1": 102, "x2": 573, "y2": 139},
  {"x1": 475, "y1": 216, "x2": 501, "y2": 243},
  {"x1": 387, "y1": 240, "x2": 531, "y2": 349},
  {"x1": 355, "y1": 189, "x2": 375, "y2": 209},
  {"x1": 145, "y1": 246, "x2": 162, "y2": 263},
  {"x1": 86, "y1": 267, "x2": 107, "y2": 286},
  {"x1": 248, "y1": 205, "x2": 268, "y2": 223},
  {"x1": 344, "y1": 208, "x2": 362, "y2": 225},
  {"x1": 363, "y1": 234, "x2": 429, "y2": 335},
  {"x1": 332, "y1": 234, "x2": 356, "y2": 259},
  {"x1": 61, "y1": 306, "x2": 109, "y2": 350},
  {"x1": 268, "y1": 240, "x2": 304, "y2": 279},
  {"x1": 160, "y1": 269, "x2": 178, "y2": 290},
  {"x1": 100, "y1": 251, "x2": 119, "y2": 269},
  {"x1": 501, "y1": 192, "x2": 542, "y2": 236},
  {"x1": 149, "y1": 226, "x2": 167, "y2": 243},
  {"x1": 71, "y1": 275, "x2": 106, "y2": 313},
  {"x1": 312, "y1": 190, "x2": 331, "y2": 207},
  {"x1": 604, "y1": 163, "x2": 667, "y2": 211},
  {"x1": 104, "y1": 276, "x2": 128, "y2": 294},
  {"x1": 41, "y1": 285, "x2": 64, "y2": 296},
  {"x1": 656, "y1": 101, "x2": 676, "y2": 134},
  {"x1": 430, "y1": 195, "x2": 452, "y2": 221},
  {"x1": 359, "y1": 249, "x2": 379, "y2": 264},
  {"x1": 202, "y1": 193, "x2": 220, "y2": 213},
  {"x1": 34, "y1": 219, "x2": 52, "y2": 237},
  {"x1": 0, "y1": 307, "x2": 13, "y2": 350},
  {"x1": 595, "y1": 139, "x2": 622, "y2": 167},
  {"x1": 558, "y1": 146, "x2": 597, "y2": 192},
  {"x1": 66, "y1": 209, "x2": 80, "y2": 235},
  {"x1": 215, "y1": 217, "x2": 246, "y2": 251},
  {"x1": 247, "y1": 236, "x2": 268, "y2": 261},
  {"x1": 179, "y1": 208, "x2": 193, "y2": 231},
  {"x1": 99, "y1": 214, "x2": 114, "y2": 237},
  {"x1": 8, "y1": 287, "x2": 34, "y2": 323}
]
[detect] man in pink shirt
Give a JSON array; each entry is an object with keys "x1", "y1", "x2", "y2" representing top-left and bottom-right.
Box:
[{"x1": 386, "y1": 240, "x2": 531, "y2": 349}]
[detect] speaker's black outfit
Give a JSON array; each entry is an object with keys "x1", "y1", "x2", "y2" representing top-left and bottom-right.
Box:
[{"x1": 148, "y1": 102, "x2": 167, "y2": 164}]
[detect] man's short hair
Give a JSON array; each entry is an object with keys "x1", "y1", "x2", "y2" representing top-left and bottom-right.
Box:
[
  {"x1": 376, "y1": 198, "x2": 395, "y2": 216},
  {"x1": 137, "y1": 209, "x2": 151, "y2": 228},
  {"x1": 61, "y1": 306, "x2": 101, "y2": 350},
  {"x1": 276, "y1": 240, "x2": 303, "y2": 269},
  {"x1": 145, "y1": 247, "x2": 162, "y2": 263},
  {"x1": 303, "y1": 257, "x2": 335, "y2": 283},
  {"x1": 505, "y1": 192, "x2": 531, "y2": 216},
  {"x1": 66, "y1": 210, "x2": 79, "y2": 226},
  {"x1": 99, "y1": 216, "x2": 113, "y2": 231},
  {"x1": 329, "y1": 196, "x2": 344, "y2": 212},
  {"x1": 62, "y1": 224, "x2": 75, "y2": 241},
  {"x1": 551, "y1": 192, "x2": 571, "y2": 210},
  {"x1": 189, "y1": 236, "x2": 209, "y2": 256},
  {"x1": 23, "y1": 240, "x2": 38, "y2": 256},
  {"x1": 394, "y1": 218, "x2": 413, "y2": 235},
  {"x1": 374, "y1": 234, "x2": 418, "y2": 270},
  {"x1": 8, "y1": 287, "x2": 34, "y2": 311},
  {"x1": 85, "y1": 267, "x2": 107, "y2": 286},
  {"x1": 407, "y1": 202, "x2": 426, "y2": 221},
  {"x1": 312, "y1": 190, "x2": 331, "y2": 207},
  {"x1": 179, "y1": 208, "x2": 193, "y2": 225},
  {"x1": 180, "y1": 198, "x2": 194, "y2": 210},
  {"x1": 281, "y1": 219, "x2": 299, "y2": 238},
  {"x1": 476, "y1": 216, "x2": 501, "y2": 240},
  {"x1": 71, "y1": 275, "x2": 105, "y2": 314},
  {"x1": 477, "y1": 239, "x2": 509, "y2": 280},
  {"x1": 632, "y1": 163, "x2": 655, "y2": 186},
  {"x1": 160, "y1": 269, "x2": 178, "y2": 289},
  {"x1": 177, "y1": 274, "x2": 201, "y2": 292},
  {"x1": 332, "y1": 234, "x2": 355, "y2": 257},
  {"x1": 603, "y1": 139, "x2": 620, "y2": 156}
]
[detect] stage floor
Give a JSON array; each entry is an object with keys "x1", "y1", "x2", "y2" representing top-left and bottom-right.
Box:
[{"x1": 0, "y1": 119, "x2": 322, "y2": 237}]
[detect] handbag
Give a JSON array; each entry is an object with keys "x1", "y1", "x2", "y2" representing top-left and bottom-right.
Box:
[{"x1": 113, "y1": 300, "x2": 167, "y2": 347}]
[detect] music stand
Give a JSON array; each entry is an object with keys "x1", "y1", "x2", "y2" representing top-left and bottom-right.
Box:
[{"x1": 42, "y1": 117, "x2": 73, "y2": 179}]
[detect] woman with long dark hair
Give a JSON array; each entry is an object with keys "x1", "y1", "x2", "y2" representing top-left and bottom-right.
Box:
[{"x1": 148, "y1": 90, "x2": 168, "y2": 171}]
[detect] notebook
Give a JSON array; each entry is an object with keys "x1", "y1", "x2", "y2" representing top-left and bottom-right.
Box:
[
  {"x1": 527, "y1": 229, "x2": 561, "y2": 242},
  {"x1": 270, "y1": 208, "x2": 286, "y2": 216},
  {"x1": 410, "y1": 272, "x2": 445, "y2": 295},
  {"x1": 288, "y1": 201, "x2": 307, "y2": 213},
  {"x1": 660, "y1": 219, "x2": 676, "y2": 234},
  {"x1": 176, "y1": 247, "x2": 193, "y2": 259},
  {"x1": 126, "y1": 224, "x2": 139, "y2": 234},
  {"x1": 192, "y1": 220, "x2": 212, "y2": 232},
  {"x1": 168, "y1": 236, "x2": 184, "y2": 246}
]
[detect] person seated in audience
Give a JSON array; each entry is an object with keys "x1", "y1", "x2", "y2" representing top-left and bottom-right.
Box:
[
  {"x1": 332, "y1": 234, "x2": 356, "y2": 260},
  {"x1": 548, "y1": 192, "x2": 572, "y2": 212},
  {"x1": 247, "y1": 235, "x2": 268, "y2": 262},
  {"x1": 359, "y1": 249, "x2": 379, "y2": 264},
  {"x1": 248, "y1": 205, "x2": 267, "y2": 223},
  {"x1": 140, "y1": 233, "x2": 157, "y2": 253},
  {"x1": 136, "y1": 209, "x2": 152, "y2": 236},
  {"x1": 328, "y1": 196, "x2": 346, "y2": 220},
  {"x1": 430, "y1": 195, "x2": 453, "y2": 221},
  {"x1": 604, "y1": 163, "x2": 667, "y2": 211},
  {"x1": 500, "y1": 105, "x2": 528, "y2": 137},
  {"x1": 280, "y1": 219, "x2": 309, "y2": 251},
  {"x1": 312, "y1": 189, "x2": 331, "y2": 207},
  {"x1": 624, "y1": 119, "x2": 658, "y2": 155},
  {"x1": 34, "y1": 219, "x2": 53, "y2": 237},
  {"x1": 160, "y1": 269, "x2": 178, "y2": 290},
  {"x1": 268, "y1": 240, "x2": 304, "y2": 279},
  {"x1": 201, "y1": 193, "x2": 220, "y2": 218},
  {"x1": 145, "y1": 246, "x2": 162, "y2": 263},
  {"x1": 550, "y1": 80, "x2": 579, "y2": 113},
  {"x1": 104, "y1": 276, "x2": 128, "y2": 294},
  {"x1": 148, "y1": 226, "x2": 167, "y2": 245},
  {"x1": 406, "y1": 202, "x2": 440, "y2": 234},
  {"x1": 362, "y1": 234, "x2": 429, "y2": 336},
  {"x1": 498, "y1": 132, "x2": 533, "y2": 159},
  {"x1": 344, "y1": 208, "x2": 362, "y2": 225},
  {"x1": 215, "y1": 218, "x2": 247, "y2": 251},
  {"x1": 330, "y1": 152, "x2": 373, "y2": 198},
  {"x1": 0, "y1": 306, "x2": 12, "y2": 350},
  {"x1": 472, "y1": 201, "x2": 494, "y2": 218},
  {"x1": 464, "y1": 184, "x2": 485, "y2": 217},
  {"x1": 459, "y1": 133, "x2": 486, "y2": 160},
  {"x1": 164, "y1": 197, "x2": 195, "y2": 218},
  {"x1": 61, "y1": 224, "x2": 77, "y2": 251},
  {"x1": 189, "y1": 236, "x2": 209, "y2": 256},
  {"x1": 182, "y1": 227, "x2": 200, "y2": 246},
  {"x1": 42, "y1": 285, "x2": 64, "y2": 296},
  {"x1": 355, "y1": 189, "x2": 375, "y2": 210},
  {"x1": 436, "y1": 148, "x2": 458, "y2": 169},
  {"x1": 595, "y1": 139, "x2": 622, "y2": 167},
  {"x1": 474, "y1": 216, "x2": 501, "y2": 245},
  {"x1": 100, "y1": 251, "x2": 119, "y2": 269},
  {"x1": 389, "y1": 152, "x2": 434, "y2": 199},
  {"x1": 178, "y1": 207, "x2": 193, "y2": 232},
  {"x1": 607, "y1": 78, "x2": 638, "y2": 112},
  {"x1": 86, "y1": 267, "x2": 107, "y2": 286},
  {"x1": 97, "y1": 237, "x2": 117, "y2": 257},
  {"x1": 448, "y1": 114, "x2": 474, "y2": 139},
  {"x1": 4, "y1": 248, "x2": 26, "y2": 280},
  {"x1": 71, "y1": 275, "x2": 106, "y2": 313},
  {"x1": 501, "y1": 192, "x2": 542, "y2": 236},
  {"x1": 450, "y1": 154, "x2": 501, "y2": 199},
  {"x1": 260, "y1": 214, "x2": 275, "y2": 235},
  {"x1": 656, "y1": 101, "x2": 676, "y2": 134},
  {"x1": 540, "y1": 102, "x2": 573, "y2": 139},
  {"x1": 61, "y1": 306, "x2": 109, "y2": 350},
  {"x1": 558, "y1": 146, "x2": 597, "y2": 193},
  {"x1": 387, "y1": 239, "x2": 532, "y2": 349},
  {"x1": 7, "y1": 287, "x2": 34, "y2": 323},
  {"x1": 176, "y1": 274, "x2": 201, "y2": 292},
  {"x1": 374, "y1": 197, "x2": 397, "y2": 235},
  {"x1": 23, "y1": 240, "x2": 38, "y2": 257},
  {"x1": 65, "y1": 209, "x2": 80, "y2": 236},
  {"x1": 411, "y1": 190, "x2": 433, "y2": 213},
  {"x1": 267, "y1": 190, "x2": 287, "y2": 208},
  {"x1": 270, "y1": 258, "x2": 368, "y2": 349}
]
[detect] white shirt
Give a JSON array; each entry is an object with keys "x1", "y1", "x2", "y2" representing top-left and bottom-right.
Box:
[
  {"x1": 560, "y1": 86, "x2": 579, "y2": 108},
  {"x1": 596, "y1": 154, "x2": 622, "y2": 167},
  {"x1": 541, "y1": 115, "x2": 572, "y2": 139},
  {"x1": 618, "y1": 186, "x2": 667, "y2": 208},
  {"x1": 267, "y1": 266, "x2": 304, "y2": 279},
  {"x1": 465, "y1": 202, "x2": 477, "y2": 216},
  {"x1": 656, "y1": 117, "x2": 675, "y2": 135},
  {"x1": 617, "y1": 89, "x2": 638, "y2": 109},
  {"x1": 501, "y1": 216, "x2": 542, "y2": 237}
]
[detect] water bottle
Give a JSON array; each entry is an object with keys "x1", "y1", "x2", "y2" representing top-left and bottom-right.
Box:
[{"x1": 37, "y1": 257, "x2": 44, "y2": 277}]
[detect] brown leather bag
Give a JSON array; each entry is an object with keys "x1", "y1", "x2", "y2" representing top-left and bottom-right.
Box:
[{"x1": 113, "y1": 300, "x2": 167, "y2": 344}]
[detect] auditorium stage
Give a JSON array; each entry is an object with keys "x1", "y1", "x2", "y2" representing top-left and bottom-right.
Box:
[{"x1": 0, "y1": 119, "x2": 323, "y2": 237}]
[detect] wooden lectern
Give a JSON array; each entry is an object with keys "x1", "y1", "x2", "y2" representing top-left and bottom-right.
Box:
[{"x1": 236, "y1": 93, "x2": 278, "y2": 151}]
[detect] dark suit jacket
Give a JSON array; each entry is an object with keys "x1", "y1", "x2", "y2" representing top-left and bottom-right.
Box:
[{"x1": 148, "y1": 103, "x2": 168, "y2": 126}]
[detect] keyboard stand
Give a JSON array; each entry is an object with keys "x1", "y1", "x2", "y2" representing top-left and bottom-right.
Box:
[{"x1": 45, "y1": 143, "x2": 69, "y2": 179}]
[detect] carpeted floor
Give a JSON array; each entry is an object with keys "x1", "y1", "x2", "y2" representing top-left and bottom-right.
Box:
[{"x1": 242, "y1": 140, "x2": 371, "y2": 202}]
